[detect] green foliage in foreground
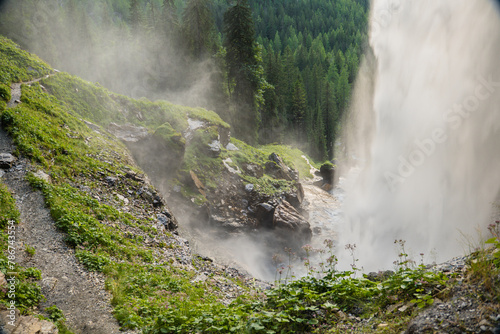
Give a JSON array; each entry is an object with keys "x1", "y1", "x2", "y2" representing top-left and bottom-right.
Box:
[
  {"x1": 144, "y1": 249, "x2": 450, "y2": 334},
  {"x1": 2, "y1": 36, "x2": 498, "y2": 333}
]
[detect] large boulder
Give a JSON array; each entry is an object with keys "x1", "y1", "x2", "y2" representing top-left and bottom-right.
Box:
[
  {"x1": 273, "y1": 200, "x2": 312, "y2": 245},
  {"x1": 319, "y1": 162, "x2": 335, "y2": 185},
  {"x1": 254, "y1": 202, "x2": 275, "y2": 229},
  {"x1": 285, "y1": 183, "x2": 305, "y2": 210}
]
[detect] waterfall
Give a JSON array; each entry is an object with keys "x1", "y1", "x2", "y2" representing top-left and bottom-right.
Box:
[{"x1": 339, "y1": 0, "x2": 500, "y2": 271}]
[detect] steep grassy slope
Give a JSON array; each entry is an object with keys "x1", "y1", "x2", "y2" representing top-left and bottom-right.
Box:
[{"x1": 1, "y1": 35, "x2": 499, "y2": 334}]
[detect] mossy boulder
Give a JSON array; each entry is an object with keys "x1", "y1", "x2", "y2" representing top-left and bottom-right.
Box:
[
  {"x1": 153, "y1": 122, "x2": 185, "y2": 152},
  {"x1": 319, "y1": 161, "x2": 335, "y2": 185}
]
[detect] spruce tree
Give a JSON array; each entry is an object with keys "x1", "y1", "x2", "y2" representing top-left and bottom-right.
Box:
[
  {"x1": 223, "y1": 0, "x2": 263, "y2": 143},
  {"x1": 129, "y1": 0, "x2": 143, "y2": 31},
  {"x1": 182, "y1": 0, "x2": 216, "y2": 59}
]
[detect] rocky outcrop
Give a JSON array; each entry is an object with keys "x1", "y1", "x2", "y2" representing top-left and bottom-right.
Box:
[
  {"x1": 273, "y1": 200, "x2": 312, "y2": 245},
  {"x1": 0, "y1": 307, "x2": 58, "y2": 334},
  {"x1": 107, "y1": 123, "x2": 148, "y2": 142},
  {"x1": 314, "y1": 162, "x2": 337, "y2": 191}
]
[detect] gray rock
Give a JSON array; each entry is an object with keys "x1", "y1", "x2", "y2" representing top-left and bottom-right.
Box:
[
  {"x1": 107, "y1": 123, "x2": 148, "y2": 142},
  {"x1": 245, "y1": 184, "x2": 254, "y2": 192},
  {"x1": 0, "y1": 307, "x2": 58, "y2": 334},
  {"x1": 0, "y1": 153, "x2": 15, "y2": 169},
  {"x1": 226, "y1": 143, "x2": 239, "y2": 151},
  {"x1": 208, "y1": 140, "x2": 221, "y2": 157},
  {"x1": 33, "y1": 170, "x2": 51, "y2": 183},
  {"x1": 104, "y1": 176, "x2": 117, "y2": 185},
  {"x1": 157, "y1": 212, "x2": 177, "y2": 230}
]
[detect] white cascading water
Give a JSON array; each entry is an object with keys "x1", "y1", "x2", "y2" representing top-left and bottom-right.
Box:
[{"x1": 338, "y1": 0, "x2": 500, "y2": 272}]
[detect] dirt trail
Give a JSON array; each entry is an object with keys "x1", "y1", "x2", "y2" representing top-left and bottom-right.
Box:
[
  {"x1": 7, "y1": 75, "x2": 51, "y2": 108},
  {"x1": 1, "y1": 81, "x2": 133, "y2": 333}
]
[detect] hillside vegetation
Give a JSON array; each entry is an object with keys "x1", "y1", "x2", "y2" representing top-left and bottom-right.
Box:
[
  {"x1": 0, "y1": 0, "x2": 368, "y2": 161},
  {"x1": 1, "y1": 35, "x2": 500, "y2": 334}
]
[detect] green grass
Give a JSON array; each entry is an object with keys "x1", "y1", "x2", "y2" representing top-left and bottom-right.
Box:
[
  {"x1": 3, "y1": 34, "x2": 499, "y2": 334},
  {"x1": 0, "y1": 183, "x2": 45, "y2": 313},
  {"x1": 0, "y1": 35, "x2": 51, "y2": 86},
  {"x1": 259, "y1": 143, "x2": 319, "y2": 179}
]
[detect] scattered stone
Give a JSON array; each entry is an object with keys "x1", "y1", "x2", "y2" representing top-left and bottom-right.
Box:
[
  {"x1": 222, "y1": 158, "x2": 241, "y2": 174},
  {"x1": 33, "y1": 170, "x2": 51, "y2": 183},
  {"x1": 191, "y1": 273, "x2": 208, "y2": 284},
  {"x1": 479, "y1": 319, "x2": 492, "y2": 327},
  {"x1": 319, "y1": 162, "x2": 335, "y2": 185},
  {"x1": 0, "y1": 170, "x2": 5, "y2": 178},
  {"x1": 40, "y1": 277, "x2": 58, "y2": 292},
  {"x1": 244, "y1": 184, "x2": 254, "y2": 192},
  {"x1": 0, "y1": 153, "x2": 15, "y2": 169},
  {"x1": 125, "y1": 171, "x2": 145, "y2": 182},
  {"x1": 208, "y1": 140, "x2": 221, "y2": 158},
  {"x1": 273, "y1": 200, "x2": 312, "y2": 244},
  {"x1": 116, "y1": 194, "x2": 129, "y2": 205},
  {"x1": 242, "y1": 163, "x2": 263, "y2": 178},
  {"x1": 104, "y1": 176, "x2": 118, "y2": 185},
  {"x1": 255, "y1": 203, "x2": 275, "y2": 228},
  {"x1": 226, "y1": 143, "x2": 239, "y2": 151}
]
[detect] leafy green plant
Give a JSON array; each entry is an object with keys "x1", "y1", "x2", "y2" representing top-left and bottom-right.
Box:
[
  {"x1": 46, "y1": 305, "x2": 75, "y2": 334},
  {"x1": 25, "y1": 244, "x2": 36, "y2": 257},
  {"x1": 75, "y1": 250, "x2": 110, "y2": 272},
  {"x1": 0, "y1": 82, "x2": 11, "y2": 102}
]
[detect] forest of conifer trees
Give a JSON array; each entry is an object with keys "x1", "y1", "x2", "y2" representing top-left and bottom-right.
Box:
[{"x1": 0, "y1": 0, "x2": 368, "y2": 161}]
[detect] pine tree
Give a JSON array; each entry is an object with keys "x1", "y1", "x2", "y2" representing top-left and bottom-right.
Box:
[
  {"x1": 290, "y1": 78, "x2": 307, "y2": 139},
  {"x1": 223, "y1": 0, "x2": 263, "y2": 143},
  {"x1": 129, "y1": 0, "x2": 143, "y2": 31},
  {"x1": 182, "y1": 0, "x2": 216, "y2": 59}
]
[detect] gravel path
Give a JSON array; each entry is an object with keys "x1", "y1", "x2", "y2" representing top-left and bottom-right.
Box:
[
  {"x1": 1, "y1": 95, "x2": 132, "y2": 333},
  {"x1": 6, "y1": 75, "x2": 50, "y2": 108}
]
